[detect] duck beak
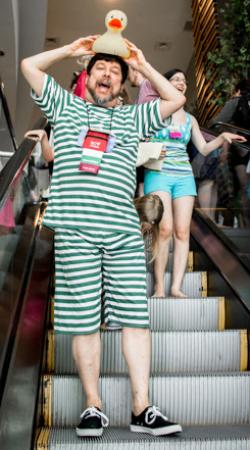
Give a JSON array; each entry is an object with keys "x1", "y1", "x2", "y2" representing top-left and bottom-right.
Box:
[{"x1": 108, "y1": 18, "x2": 122, "y2": 29}]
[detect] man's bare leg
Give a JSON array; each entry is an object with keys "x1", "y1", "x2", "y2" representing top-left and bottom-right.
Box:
[
  {"x1": 72, "y1": 332, "x2": 102, "y2": 409},
  {"x1": 122, "y1": 327, "x2": 151, "y2": 415}
]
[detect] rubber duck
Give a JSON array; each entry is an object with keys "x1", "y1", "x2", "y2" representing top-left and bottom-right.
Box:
[{"x1": 92, "y1": 10, "x2": 130, "y2": 58}]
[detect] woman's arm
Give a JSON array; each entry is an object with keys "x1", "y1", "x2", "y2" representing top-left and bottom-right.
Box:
[
  {"x1": 190, "y1": 115, "x2": 246, "y2": 156},
  {"x1": 25, "y1": 130, "x2": 54, "y2": 162}
]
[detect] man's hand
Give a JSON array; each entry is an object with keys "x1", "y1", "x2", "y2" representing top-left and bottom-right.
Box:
[
  {"x1": 21, "y1": 35, "x2": 99, "y2": 96},
  {"x1": 124, "y1": 39, "x2": 148, "y2": 72},
  {"x1": 67, "y1": 36, "x2": 99, "y2": 58}
]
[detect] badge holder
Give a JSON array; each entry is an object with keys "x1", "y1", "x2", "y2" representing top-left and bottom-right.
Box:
[{"x1": 77, "y1": 127, "x2": 116, "y2": 174}]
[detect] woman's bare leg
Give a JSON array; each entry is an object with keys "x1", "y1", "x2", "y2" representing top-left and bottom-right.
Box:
[
  {"x1": 152, "y1": 191, "x2": 173, "y2": 297},
  {"x1": 171, "y1": 195, "x2": 195, "y2": 298}
]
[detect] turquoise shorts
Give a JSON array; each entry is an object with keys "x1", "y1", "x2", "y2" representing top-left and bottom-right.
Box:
[{"x1": 144, "y1": 170, "x2": 197, "y2": 199}]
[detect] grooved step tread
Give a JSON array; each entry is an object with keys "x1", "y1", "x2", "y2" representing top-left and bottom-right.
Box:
[
  {"x1": 47, "y1": 329, "x2": 247, "y2": 374},
  {"x1": 42, "y1": 373, "x2": 250, "y2": 427},
  {"x1": 147, "y1": 271, "x2": 207, "y2": 297},
  {"x1": 35, "y1": 425, "x2": 250, "y2": 449}
]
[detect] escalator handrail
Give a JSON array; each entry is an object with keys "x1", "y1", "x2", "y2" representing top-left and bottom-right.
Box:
[
  {"x1": 208, "y1": 121, "x2": 250, "y2": 137},
  {"x1": 201, "y1": 123, "x2": 250, "y2": 152},
  {"x1": 0, "y1": 117, "x2": 47, "y2": 204},
  {"x1": 194, "y1": 208, "x2": 250, "y2": 273},
  {"x1": 192, "y1": 208, "x2": 250, "y2": 312},
  {"x1": 0, "y1": 212, "x2": 54, "y2": 450}
]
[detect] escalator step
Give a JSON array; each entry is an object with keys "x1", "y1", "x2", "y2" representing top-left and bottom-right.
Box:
[
  {"x1": 46, "y1": 330, "x2": 247, "y2": 375},
  {"x1": 149, "y1": 297, "x2": 225, "y2": 331},
  {"x1": 42, "y1": 373, "x2": 250, "y2": 427},
  {"x1": 35, "y1": 425, "x2": 250, "y2": 449},
  {"x1": 146, "y1": 271, "x2": 207, "y2": 297},
  {"x1": 48, "y1": 294, "x2": 223, "y2": 336}
]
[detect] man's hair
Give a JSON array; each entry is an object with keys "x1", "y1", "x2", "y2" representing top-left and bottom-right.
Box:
[
  {"x1": 87, "y1": 53, "x2": 128, "y2": 84},
  {"x1": 235, "y1": 79, "x2": 250, "y2": 96}
]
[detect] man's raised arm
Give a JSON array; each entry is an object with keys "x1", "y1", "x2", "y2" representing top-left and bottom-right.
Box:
[
  {"x1": 21, "y1": 37, "x2": 97, "y2": 96},
  {"x1": 125, "y1": 40, "x2": 186, "y2": 119}
]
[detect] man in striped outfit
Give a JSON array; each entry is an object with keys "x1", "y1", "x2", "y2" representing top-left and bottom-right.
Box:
[{"x1": 21, "y1": 35, "x2": 185, "y2": 437}]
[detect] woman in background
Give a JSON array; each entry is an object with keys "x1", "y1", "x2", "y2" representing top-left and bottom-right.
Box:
[{"x1": 141, "y1": 69, "x2": 246, "y2": 297}]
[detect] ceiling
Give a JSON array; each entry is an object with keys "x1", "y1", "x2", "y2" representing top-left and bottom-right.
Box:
[
  {"x1": 45, "y1": 0, "x2": 195, "y2": 96},
  {"x1": 0, "y1": 0, "x2": 195, "y2": 142}
]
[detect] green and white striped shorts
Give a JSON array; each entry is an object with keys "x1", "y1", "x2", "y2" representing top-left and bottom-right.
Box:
[{"x1": 54, "y1": 228, "x2": 149, "y2": 334}]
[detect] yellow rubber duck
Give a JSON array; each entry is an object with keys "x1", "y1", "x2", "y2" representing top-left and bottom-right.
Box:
[{"x1": 92, "y1": 10, "x2": 130, "y2": 58}]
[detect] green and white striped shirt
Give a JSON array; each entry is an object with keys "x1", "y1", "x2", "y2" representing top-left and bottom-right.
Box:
[{"x1": 32, "y1": 75, "x2": 169, "y2": 234}]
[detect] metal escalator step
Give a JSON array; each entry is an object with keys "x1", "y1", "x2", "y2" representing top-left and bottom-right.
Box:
[
  {"x1": 147, "y1": 271, "x2": 207, "y2": 297},
  {"x1": 42, "y1": 373, "x2": 250, "y2": 427},
  {"x1": 48, "y1": 330, "x2": 247, "y2": 375},
  {"x1": 48, "y1": 295, "x2": 224, "y2": 334},
  {"x1": 149, "y1": 297, "x2": 225, "y2": 331},
  {"x1": 35, "y1": 425, "x2": 250, "y2": 449}
]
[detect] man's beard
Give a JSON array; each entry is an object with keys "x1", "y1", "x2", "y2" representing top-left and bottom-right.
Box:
[{"x1": 87, "y1": 85, "x2": 118, "y2": 107}]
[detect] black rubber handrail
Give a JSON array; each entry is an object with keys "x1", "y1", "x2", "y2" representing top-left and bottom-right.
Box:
[
  {"x1": 210, "y1": 121, "x2": 250, "y2": 137},
  {"x1": 194, "y1": 208, "x2": 250, "y2": 273},
  {"x1": 0, "y1": 117, "x2": 47, "y2": 204},
  {"x1": 192, "y1": 208, "x2": 250, "y2": 312},
  {"x1": 201, "y1": 123, "x2": 250, "y2": 152},
  {"x1": 0, "y1": 212, "x2": 54, "y2": 450}
]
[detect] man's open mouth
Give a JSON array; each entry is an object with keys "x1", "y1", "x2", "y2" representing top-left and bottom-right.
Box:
[{"x1": 97, "y1": 81, "x2": 111, "y2": 92}]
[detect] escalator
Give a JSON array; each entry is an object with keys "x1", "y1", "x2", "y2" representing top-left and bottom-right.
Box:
[
  {"x1": 34, "y1": 215, "x2": 250, "y2": 449},
  {"x1": 0, "y1": 110, "x2": 249, "y2": 448}
]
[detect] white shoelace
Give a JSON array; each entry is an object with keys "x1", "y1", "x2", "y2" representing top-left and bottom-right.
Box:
[
  {"x1": 145, "y1": 406, "x2": 168, "y2": 425},
  {"x1": 80, "y1": 407, "x2": 109, "y2": 427}
]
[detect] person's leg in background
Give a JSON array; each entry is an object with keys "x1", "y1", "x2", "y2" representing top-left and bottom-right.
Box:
[
  {"x1": 135, "y1": 166, "x2": 145, "y2": 197},
  {"x1": 234, "y1": 162, "x2": 250, "y2": 226},
  {"x1": 197, "y1": 179, "x2": 218, "y2": 221}
]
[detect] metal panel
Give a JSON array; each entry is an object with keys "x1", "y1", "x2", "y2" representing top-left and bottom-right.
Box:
[
  {"x1": 146, "y1": 271, "x2": 206, "y2": 297},
  {"x1": 149, "y1": 297, "x2": 223, "y2": 331},
  {"x1": 47, "y1": 374, "x2": 250, "y2": 427},
  {"x1": 52, "y1": 330, "x2": 244, "y2": 375}
]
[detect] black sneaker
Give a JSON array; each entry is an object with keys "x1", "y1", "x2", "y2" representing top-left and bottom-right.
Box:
[
  {"x1": 130, "y1": 405, "x2": 182, "y2": 436},
  {"x1": 76, "y1": 406, "x2": 109, "y2": 437}
]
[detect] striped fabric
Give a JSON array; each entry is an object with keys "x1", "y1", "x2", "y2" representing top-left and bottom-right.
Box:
[
  {"x1": 54, "y1": 229, "x2": 149, "y2": 334},
  {"x1": 31, "y1": 75, "x2": 170, "y2": 234},
  {"x1": 148, "y1": 112, "x2": 193, "y2": 177}
]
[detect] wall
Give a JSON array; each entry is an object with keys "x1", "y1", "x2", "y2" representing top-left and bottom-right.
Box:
[{"x1": 0, "y1": 0, "x2": 48, "y2": 143}]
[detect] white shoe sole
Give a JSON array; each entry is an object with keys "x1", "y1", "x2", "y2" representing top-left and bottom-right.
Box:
[
  {"x1": 76, "y1": 427, "x2": 103, "y2": 437},
  {"x1": 130, "y1": 424, "x2": 182, "y2": 436}
]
